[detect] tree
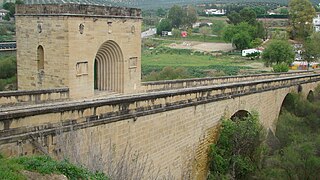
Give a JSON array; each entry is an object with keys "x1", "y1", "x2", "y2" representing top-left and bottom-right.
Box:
[
  {"x1": 156, "y1": 8, "x2": 166, "y2": 17},
  {"x1": 168, "y1": 5, "x2": 197, "y2": 29},
  {"x1": 303, "y1": 32, "x2": 320, "y2": 66},
  {"x1": 279, "y1": 8, "x2": 289, "y2": 15},
  {"x1": 252, "y1": 6, "x2": 267, "y2": 16},
  {"x1": 227, "y1": 8, "x2": 257, "y2": 25},
  {"x1": 208, "y1": 112, "x2": 265, "y2": 179},
  {"x1": 156, "y1": 18, "x2": 172, "y2": 35},
  {"x1": 223, "y1": 22, "x2": 256, "y2": 50},
  {"x1": 183, "y1": 6, "x2": 197, "y2": 28},
  {"x1": 227, "y1": 11, "x2": 242, "y2": 25},
  {"x1": 199, "y1": 26, "x2": 211, "y2": 42},
  {"x1": 211, "y1": 20, "x2": 225, "y2": 36},
  {"x1": 3, "y1": 0, "x2": 23, "y2": 17},
  {"x1": 262, "y1": 40, "x2": 294, "y2": 66},
  {"x1": 233, "y1": 31, "x2": 251, "y2": 50},
  {"x1": 239, "y1": 8, "x2": 257, "y2": 26},
  {"x1": 168, "y1": 5, "x2": 184, "y2": 28},
  {"x1": 288, "y1": 0, "x2": 316, "y2": 40},
  {"x1": 171, "y1": 29, "x2": 180, "y2": 38}
]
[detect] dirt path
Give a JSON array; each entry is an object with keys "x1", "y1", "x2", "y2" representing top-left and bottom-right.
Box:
[{"x1": 167, "y1": 41, "x2": 234, "y2": 52}]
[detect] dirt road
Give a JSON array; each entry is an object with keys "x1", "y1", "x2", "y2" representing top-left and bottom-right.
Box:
[{"x1": 168, "y1": 41, "x2": 234, "y2": 52}]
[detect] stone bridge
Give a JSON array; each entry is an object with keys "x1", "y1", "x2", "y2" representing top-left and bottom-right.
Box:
[
  {"x1": 0, "y1": 71, "x2": 320, "y2": 179},
  {"x1": 3, "y1": 3, "x2": 320, "y2": 179}
]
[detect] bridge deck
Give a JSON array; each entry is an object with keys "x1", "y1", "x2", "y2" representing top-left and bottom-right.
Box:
[{"x1": 0, "y1": 73, "x2": 319, "y2": 120}]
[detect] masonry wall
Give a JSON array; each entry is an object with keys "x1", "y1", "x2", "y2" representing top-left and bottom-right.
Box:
[
  {"x1": 1, "y1": 76, "x2": 319, "y2": 179},
  {"x1": 67, "y1": 17, "x2": 141, "y2": 98},
  {"x1": 16, "y1": 15, "x2": 69, "y2": 90},
  {"x1": 15, "y1": 4, "x2": 142, "y2": 99}
]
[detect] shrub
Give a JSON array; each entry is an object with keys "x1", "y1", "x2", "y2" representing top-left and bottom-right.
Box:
[{"x1": 272, "y1": 63, "x2": 289, "y2": 72}]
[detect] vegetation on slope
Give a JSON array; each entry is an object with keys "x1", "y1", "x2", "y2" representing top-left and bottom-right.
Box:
[
  {"x1": 208, "y1": 85, "x2": 320, "y2": 179},
  {"x1": 0, "y1": 55, "x2": 16, "y2": 90},
  {"x1": 0, "y1": 155, "x2": 108, "y2": 180}
]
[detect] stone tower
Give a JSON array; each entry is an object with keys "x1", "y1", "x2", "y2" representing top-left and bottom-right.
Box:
[{"x1": 15, "y1": 4, "x2": 142, "y2": 98}]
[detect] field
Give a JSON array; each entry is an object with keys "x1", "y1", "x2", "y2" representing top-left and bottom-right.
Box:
[{"x1": 141, "y1": 43, "x2": 271, "y2": 81}]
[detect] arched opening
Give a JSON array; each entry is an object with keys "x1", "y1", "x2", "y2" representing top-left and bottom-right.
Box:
[
  {"x1": 94, "y1": 59, "x2": 98, "y2": 89},
  {"x1": 231, "y1": 110, "x2": 250, "y2": 121},
  {"x1": 280, "y1": 93, "x2": 295, "y2": 113},
  {"x1": 94, "y1": 40, "x2": 124, "y2": 93},
  {"x1": 37, "y1": 45, "x2": 44, "y2": 71},
  {"x1": 307, "y1": 90, "x2": 314, "y2": 102}
]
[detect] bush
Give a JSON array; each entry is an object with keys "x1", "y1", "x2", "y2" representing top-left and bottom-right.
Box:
[
  {"x1": 272, "y1": 63, "x2": 289, "y2": 72},
  {"x1": 208, "y1": 112, "x2": 266, "y2": 179},
  {"x1": 0, "y1": 55, "x2": 16, "y2": 79},
  {"x1": 143, "y1": 66, "x2": 190, "y2": 81},
  {"x1": 9, "y1": 156, "x2": 109, "y2": 179}
]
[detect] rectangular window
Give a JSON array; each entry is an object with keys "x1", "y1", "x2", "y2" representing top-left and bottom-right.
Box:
[
  {"x1": 76, "y1": 61, "x2": 88, "y2": 76},
  {"x1": 129, "y1": 57, "x2": 137, "y2": 69}
]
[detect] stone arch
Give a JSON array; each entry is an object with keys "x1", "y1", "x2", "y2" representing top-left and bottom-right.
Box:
[
  {"x1": 280, "y1": 93, "x2": 295, "y2": 114},
  {"x1": 94, "y1": 40, "x2": 124, "y2": 93},
  {"x1": 37, "y1": 45, "x2": 44, "y2": 71},
  {"x1": 307, "y1": 90, "x2": 314, "y2": 102},
  {"x1": 230, "y1": 110, "x2": 250, "y2": 121}
]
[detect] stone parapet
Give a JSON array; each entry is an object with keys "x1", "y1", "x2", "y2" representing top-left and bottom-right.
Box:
[
  {"x1": 141, "y1": 71, "x2": 316, "y2": 92},
  {"x1": 0, "y1": 88, "x2": 69, "y2": 107},
  {"x1": 15, "y1": 4, "x2": 141, "y2": 18}
]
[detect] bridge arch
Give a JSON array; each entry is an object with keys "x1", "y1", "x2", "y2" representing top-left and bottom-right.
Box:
[
  {"x1": 307, "y1": 90, "x2": 314, "y2": 102},
  {"x1": 280, "y1": 93, "x2": 296, "y2": 112},
  {"x1": 230, "y1": 110, "x2": 250, "y2": 121},
  {"x1": 94, "y1": 40, "x2": 124, "y2": 93}
]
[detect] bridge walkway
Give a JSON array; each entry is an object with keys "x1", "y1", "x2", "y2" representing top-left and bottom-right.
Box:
[{"x1": 0, "y1": 72, "x2": 318, "y2": 116}]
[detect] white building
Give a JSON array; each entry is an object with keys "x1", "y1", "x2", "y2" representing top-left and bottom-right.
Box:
[
  {"x1": 204, "y1": 9, "x2": 226, "y2": 15},
  {"x1": 0, "y1": 9, "x2": 9, "y2": 20},
  {"x1": 242, "y1": 49, "x2": 262, "y2": 57},
  {"x1": 313, "y1": 14, "x2": 320, "y2": 32}
]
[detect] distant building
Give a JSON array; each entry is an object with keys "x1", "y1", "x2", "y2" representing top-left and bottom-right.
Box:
[
  {"x1": 313, "y1": 14, "x2": 320, "y2": 32},
  {"x1": 0, "y1": 9, "x2": 9, "y2": 20},
  {"x1": 241, "y1": 48, "x2": 262, "y2": 57},
  {"x1": 204, "y1": 9, "x2": 226, "y2": 15}
]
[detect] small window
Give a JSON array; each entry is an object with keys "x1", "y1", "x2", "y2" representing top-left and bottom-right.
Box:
[{"x1": 37, "y1": 45, "x2": 44, "y2": 71}]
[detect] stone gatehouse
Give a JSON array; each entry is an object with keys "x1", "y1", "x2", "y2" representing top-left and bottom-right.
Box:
[{"x1": 16, "y1": 4, "x2": 142, "y2": 98}]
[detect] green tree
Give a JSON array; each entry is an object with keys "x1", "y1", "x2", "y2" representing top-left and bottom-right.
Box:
[
  {"x1": 156, "y1": 18, "x2": 172, "y2": 35},
  {"x1": 3, "y1": 0, "x2": 23, "y2": 17},
  {"x1": 303, "y1": 32, "x2": 320, "y2": 66},
  {"x1": 262, "y1": 40, "x2": 294, "y2": 66},
  {"x1": 208, "y1": 112, "x2": 265, "y2": 179},
  {"x1": 239, "y1": 8, "x2": 257, "y2": 26},
  {"x1": 252, "y1": 6, "x2": 267, "y2": 16},
  {"x1": 168, "y1": 5, "x2": 184, "y2": 28},
  {"x1": 233, "y1": 31, "x2": 251, "y2": 50},
  {"x1": 288, "y1": 0, "x2": 316, "y2": 40},
  {"x1": 171, "y1": 29, "x2": 180, "y2": 38},
  {"x1": 183, "y1": 6, "x2": 197, "y2": 28},
  {"x1": 279, "y1": 8, "x2": 289, "y2": 15},
  {"x1": 227, "y1": 8, "x2": 257, "y2": 26},
  {"x1": 211, "y1": 20, "x2": 225, "y2": 36},
  {"x1": 258, "y1": 91, "x2": 320, "y2": 179},
  {"x1": 250, "y1": 38, "x2": 263, "y2": 48},
  {"x1": 227, "y1": 11, "x2": 242, "y2": 25},
  {"x1": 199, "y1": 26, "x2": 211, "y2": 42},
  {"x1": 156, "y1": 8, "x2": 166, "y2": 17},
  {"x1": 223, "y1": 22, "x2": 256, "y2": 50}
]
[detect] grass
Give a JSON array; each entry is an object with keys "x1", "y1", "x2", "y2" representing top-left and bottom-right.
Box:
[
  {"x1": 142, "y1": 46, "x2": 257, "y2": 67},
  {"x1": 0, "y1": 155, "x2": 109, "y2": 180},
  {"x1": 141, "y1": 46, "x2": 267, "y2": 80}
]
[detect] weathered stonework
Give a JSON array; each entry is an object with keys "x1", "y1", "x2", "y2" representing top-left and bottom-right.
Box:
[
  {"x1": 1, "y1": 74, "x2": 320, "y2": 179},
  {"x1": 16, "y1": 4, "x2": 142, "y2": 99}
]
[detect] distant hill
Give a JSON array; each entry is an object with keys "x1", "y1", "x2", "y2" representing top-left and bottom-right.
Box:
[{"x1": 22, "y1": 0, "x2": 319, "y2": 9}]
